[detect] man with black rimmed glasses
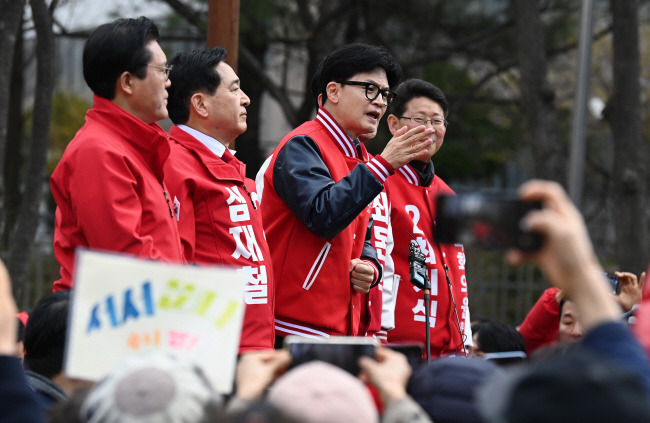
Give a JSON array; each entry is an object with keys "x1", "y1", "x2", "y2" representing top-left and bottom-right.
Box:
[
  {"x1": 378, "y1": 78, "x2": 471, "y2": 357},
  {"x1": 257, "y1": 43, "x2": 433, "y2": 345},
  {"x1": 51, "y1": 17, "x2": 184, "y2": 292}
]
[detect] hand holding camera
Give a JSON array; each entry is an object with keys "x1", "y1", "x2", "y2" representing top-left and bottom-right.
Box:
[
  {"x1": 504, "y1": 180, "x2": 621, "y2": 332},
  {"x1": 613, "y1": 271, "x2": 646, "y2": 312},
  {"x1": 435, "y1": 193, "x2": 543, "y2": 252}
]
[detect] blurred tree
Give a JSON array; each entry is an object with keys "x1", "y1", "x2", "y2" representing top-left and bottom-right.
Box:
[
  {"x1": 3, "y1": 5, "x2": 26, "y2": 254},
  {"x1": 512, "y1": 0, "x2": 565, "y2": 183},
  {"x1": 0, "y1": 0, "x2": 26, "y2": 252},
  {"x1": 1, "y1": 0, "x2": 56, "y2": 299},
  {"x1": 605, "y1": 0, "x2": 648, "y2": 273}
]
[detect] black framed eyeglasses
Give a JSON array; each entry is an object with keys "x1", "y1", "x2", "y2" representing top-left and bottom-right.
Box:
[
  {"x1": 399, "y1": 115, "x2": 448, "y2": 128},
  {"x1": 338, "y1": 80, "x2": 397, "y2": 106},
  {"x1": 149, "y1": 64, "x2": 173, "y2": 80}
]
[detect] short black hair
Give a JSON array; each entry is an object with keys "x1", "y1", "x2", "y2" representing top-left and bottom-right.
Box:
[
  {"x1": 83, "y1": 16, "x2": 160, "y2": 99},
  {"x1": 167, "y1": 47, "x2": 228, "y2": 125},
  {"x1": 389, "y1": 78, "x2": 449, "y2": 118},
  {"x1": 558, "y1": 296, "x2": 575, "y2": 322},
  {"x1": 24, "y1": 291, "x2": 70, "y2": 378},
  {"x1": 311, "y1": 43, "x2": 402, "y2": 107},
  {"x1": 476, "y1": 321, "x2": 526, "y2": 353}
]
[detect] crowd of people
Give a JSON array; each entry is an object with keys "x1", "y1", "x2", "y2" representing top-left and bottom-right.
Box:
[{"x1": 2, "y1": 15, "x2": 650, "y2": 422}]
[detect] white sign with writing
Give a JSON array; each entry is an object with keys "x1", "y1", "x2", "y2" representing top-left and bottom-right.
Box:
[{"x1": 65, "y1": 249, "x2": 246, "y2": 393}]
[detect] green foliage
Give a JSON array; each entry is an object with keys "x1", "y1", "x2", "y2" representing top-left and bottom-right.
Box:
[
  {"x1": 423, "y1": 62, "x2": 527, "y2": 182},
  {"x1": 164, "y1": 11, "x2": 201, "y2": 34},
  {"x1": 48, "y1": 92, "x2": 89, "y2": 172},
  {"x1": 23, "y1": 91, "x2": 89, "y2": 173},
  {"x1": 240, "y1": 0, "x2": 292, "y2": 47},
  {"x1": 543, "y1": 0, "x2": 582, "y2": 49}
]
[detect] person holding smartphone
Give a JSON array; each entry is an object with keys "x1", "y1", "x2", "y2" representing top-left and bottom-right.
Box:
[{"x1": 507, "y1": 180, "x2": 650, "y2": 396}]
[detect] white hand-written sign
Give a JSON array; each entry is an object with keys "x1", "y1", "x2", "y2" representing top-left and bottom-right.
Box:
[{"x1": 65, "y1": 249, "x2": 246, "y2": 393}]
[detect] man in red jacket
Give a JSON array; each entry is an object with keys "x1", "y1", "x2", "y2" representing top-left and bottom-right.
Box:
[
  {"x1": 383, "y1": 79, "x2": 469, "y2": 357},
  {"x1": 163, "y1": 47, "x2": 275, "y2": 352},
  {"x1": 51, "y1": 17, "x2": 184, "y2": 291},
  {"x1": 257, "y1": 44, "x2": 434, "y2": 344}
]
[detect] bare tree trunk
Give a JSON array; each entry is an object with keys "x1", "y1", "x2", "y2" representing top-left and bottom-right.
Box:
[
  {"x1": 512, "y1": 0, "x2": 565, "y2": 183},
  {"x1": 3, "y1": 26, "x2": 25, "y2": 251},
  {"x1": 605, "y1": 0, "x2": 648, "y2": 273},
  {"x1": 0, "y1": 0, "x2": 26, "y2": 249},
  {"x1": 8, "y1": 0, "x2": 55, "y2": 298}
]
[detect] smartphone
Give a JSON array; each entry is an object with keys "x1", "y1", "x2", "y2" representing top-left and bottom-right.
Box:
[
  {"x1": 284, "y1": 336, "x2": 378, "y2": 375},
  {"x1": 435, "y1": 193, "x2": 544, "y2": 251},
  {"x1": 482, "y1": 350, "x2": 527, "y2": 366},
  {"x1": 603, "y1": 272, "x2": 621, "y2": 295},
  {"x1": 385, "y1": 342, "x2": 425, "y2": 369}
]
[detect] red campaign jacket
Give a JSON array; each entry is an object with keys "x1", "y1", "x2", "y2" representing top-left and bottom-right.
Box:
[
  {"x1": 51, "y1": 95, "x2": 184, "y2": 291},
  {"x1": 260, "y1": 109, "x2": 390, "y2": 338},
  {"x1": 386, "y1": 164, "x2": 469, "y2": 356},
  {"x1": 164, "y1": 126, "x2": 275, "y2": 352},
  {"x1": 518, "y1": 287, "x2": 561, "y2": 355},
  {"x1": 364, "y1": 188, "x2": 392, "y2": 338}
]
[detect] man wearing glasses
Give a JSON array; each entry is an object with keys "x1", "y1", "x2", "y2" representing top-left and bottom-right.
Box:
[
  {"x1": 257, "y1": 43, "x2": 433, "y2": 345},
  {"x1": 50, "y1": 17, "x2": 184, "y2": 292},
  {"x1": 380, "y1": 79, "x2": 470, "y2": 357}
]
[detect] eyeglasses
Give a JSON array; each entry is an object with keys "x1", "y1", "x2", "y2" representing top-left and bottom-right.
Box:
[
  {"x1": 338, "y1": 80, "x2": 397, "y2": 106},
  {"x1": 149, "y1": 64, "x2": 173, "y2": 80},
  {"x1": 399, "y1": 116, "x2": 448, "y2": 128}
]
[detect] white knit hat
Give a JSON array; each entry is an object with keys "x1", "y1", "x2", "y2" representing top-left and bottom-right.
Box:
[{"x1": 80, "y1": 351, "x2": 222, "y2": 423}]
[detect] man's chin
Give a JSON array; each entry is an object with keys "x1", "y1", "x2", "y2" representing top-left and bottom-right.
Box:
[
  {"x1": 415, "y1": 150, "x2": 434, "y2": 163},
  {"x1": 157, "y1": 109, "x2": 169, "y2": 121},
  {"x1": 411, "y1": 157, "x2": 432, "y2": 168},
  {"x1": 359, "y1": 131, "x2": 377, "y2": 143}
]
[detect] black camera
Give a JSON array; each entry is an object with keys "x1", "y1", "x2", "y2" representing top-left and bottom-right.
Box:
[{"x1": 435, "y1": 193, "x2": 544, "y2": 251}]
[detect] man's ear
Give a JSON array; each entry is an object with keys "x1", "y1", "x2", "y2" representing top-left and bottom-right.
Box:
[
  {"x1": 190, "y1": 93, "x2": 209, "y2": 118},
  {"x1": 325, "y1": 81, "x2": 339, "y2": 104},
  {"x1": 386, "y1": 114, "x2": 400, "y2": 135},
  {"x1": 116, "y1": 71, "x2": 135, "y2": 96}
]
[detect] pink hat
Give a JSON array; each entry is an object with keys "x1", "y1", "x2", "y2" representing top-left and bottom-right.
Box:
[{"x1": 267, "y1": 361, "x2": 378, "y2": 423}]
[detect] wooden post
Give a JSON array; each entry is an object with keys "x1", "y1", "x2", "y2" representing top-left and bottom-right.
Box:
[{"x1": 207, "y1": 0, "x2": 240, "y2": 72}]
